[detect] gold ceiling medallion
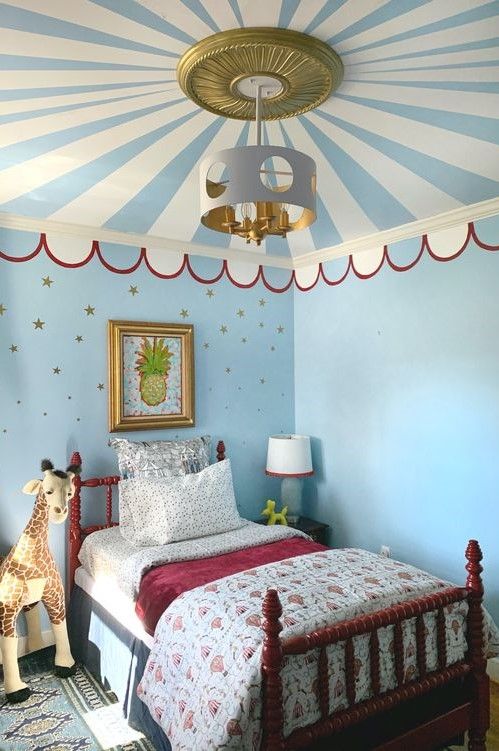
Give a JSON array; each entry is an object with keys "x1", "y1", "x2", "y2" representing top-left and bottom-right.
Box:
[{"x1": 177, "y1": 27, "x2": 343, "y2": 121}]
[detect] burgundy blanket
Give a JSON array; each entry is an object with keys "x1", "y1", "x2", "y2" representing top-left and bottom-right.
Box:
[{"x1": 135, "y1": 536, "x2": 326, "y2": 635}]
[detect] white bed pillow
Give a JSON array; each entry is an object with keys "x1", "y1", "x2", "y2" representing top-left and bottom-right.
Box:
[{"x1": 119, "y1": 458, "x2": 243, "y2": 546}]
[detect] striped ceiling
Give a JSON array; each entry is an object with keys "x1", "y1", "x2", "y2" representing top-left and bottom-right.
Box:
[{"x1": 0, "y1": 0, "x2": 498, "y2": 259}]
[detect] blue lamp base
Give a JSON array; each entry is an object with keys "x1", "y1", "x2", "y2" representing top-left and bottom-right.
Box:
[{"x1": 281, "y1": 477, "x2": 303, "y2": 524}]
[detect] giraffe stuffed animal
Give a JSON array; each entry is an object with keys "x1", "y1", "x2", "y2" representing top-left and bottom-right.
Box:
[{"x1": 0, "y1": 458, "x2": 81, "y2": 703}]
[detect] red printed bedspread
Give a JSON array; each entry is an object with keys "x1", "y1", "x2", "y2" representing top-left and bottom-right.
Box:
[
  {"x1": 138, "y1": 547, "x2": 499, "y2": 751},
  {"x1": 135, "y1": 536, "x2": 325, "y2": 635}
]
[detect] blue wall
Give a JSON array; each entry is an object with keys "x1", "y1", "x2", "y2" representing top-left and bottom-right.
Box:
[
  {"x1": 295, "y1": 214, "x2": 499, "y2": 623},
  {"x1": 0, "y1": 229, "x2": 295, "y2": 610},
  {"x1": 2, "y1": 215, "x2": 499, "y2": 631}
]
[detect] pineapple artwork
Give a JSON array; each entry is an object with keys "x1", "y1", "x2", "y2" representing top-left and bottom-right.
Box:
[
  {"x1": 136, "y1": 336, "x2": 173, "y2": 406},
  {"x1": 122, "y1": 333, "x2": 182, "y2": 418}
]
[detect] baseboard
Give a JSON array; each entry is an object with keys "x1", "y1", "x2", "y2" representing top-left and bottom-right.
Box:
[
  {"x1": 0, "y1": 629, "x2": 55, "y2": 664},
  {"x1": 488, "y1": 657, "x2": 499, "y2": 684}
]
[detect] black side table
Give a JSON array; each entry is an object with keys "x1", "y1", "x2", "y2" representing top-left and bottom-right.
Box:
[
  {"x1": 256, "y1": 516, "x2": 330, "y2": 545},
  {"x1": 288, "y1": 516, "x2": 329, "y2": 545}
]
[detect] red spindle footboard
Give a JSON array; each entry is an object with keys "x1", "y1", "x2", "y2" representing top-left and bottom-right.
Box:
[
  {"x1": 68, "y1": 440, "x2": 227, "y2": 591},
  {"x1": 261, "y1": 540, "x2": 489, "y2": 751}
]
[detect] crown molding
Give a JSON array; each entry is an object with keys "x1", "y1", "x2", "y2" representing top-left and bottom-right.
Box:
[
  {"x1": 293, "y1": 197, "x2": 499, "y2": 268},
  {"x1": 0, "y1": 196, "x2": 497, "y2": 273},
  {"x1": 0, "y1": 212, "x2": 294, "y2": 270}
]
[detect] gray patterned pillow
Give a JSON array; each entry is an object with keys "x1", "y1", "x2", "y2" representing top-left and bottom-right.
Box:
[
  {"x1": 109, "y1": 435, "x2": 211, "y2": 479},
  {"x1": 119, "y1": 459, "x2": 242, "y2": 545}
]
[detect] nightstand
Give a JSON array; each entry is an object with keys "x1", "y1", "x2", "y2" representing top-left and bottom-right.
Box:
[
  {"x1": 289, "y1": 516, "x2": 329, "y2": 545},
  {"x1": 256, "y1": 516, "x2": 330, "y2": 545}
]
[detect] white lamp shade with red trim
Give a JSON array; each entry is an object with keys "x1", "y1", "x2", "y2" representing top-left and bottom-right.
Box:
[{"x1": 266, "y1": 434, "x2": 313, "y2": 478}]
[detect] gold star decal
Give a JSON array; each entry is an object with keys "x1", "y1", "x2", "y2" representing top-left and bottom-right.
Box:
[
  {"x1": 259, "y1": 299, "x2": 266, "y2": 306},
  {"x1": 225, "y1": 367, "x2": 231, "y2": 374},
  {"x1": 42, "y1": 276, "x2": 54, "y2": 287},
  {"x1": 53, "y1": 366, "x2": 61, "y2": 375},
  {"x1": 270, "y1": 345, "x2": 276, "y2": 351},
  {"x1": 241, "y1": 337, "x2": 247, "y2": 344},
  {"x1": 97, "y1": 383, "x2": 105, "y2": 391},
  {"x1": 84, "y1": 305, "x2": 95, "y2": 316},
  {"x1": 33, "y1": 318, "x2": 45, "y2": 329},
  {"x1": 9, "y1": 344, "x2": 18, "y2": 353},
  {"x1": 277, "y1": 325, "x2": 285, "y2": 334},
  {"x1": 129, "y1": 285, "x2": 139, "y2": 296},
  {"x1": 180, "y1": 308, "x2": 189, "y2": 319},
  {"x1": 259, "y1": 322, "x2": 264, "y2": 328},
  {"x1": 220, "y1": 325, "x2": 228, "y2": 335},
  {"x1": 0, "y1": 304, "x2": 6, "y2": 315},
  {"x1": 203, "y1": 342, "x2": 210, "y2": 349},
  {"x1": 75, "y1": 335, "x2": 83, "y2": 343},
  {"x1": 206, "y1": 289, "x2": 215, "y2": 298},
  {"x1": 260, "y1": 378, "x2": 266, "y2": 384},
  {"x1": 236, "y1": 309, "x2": 245, "y2": 318}
]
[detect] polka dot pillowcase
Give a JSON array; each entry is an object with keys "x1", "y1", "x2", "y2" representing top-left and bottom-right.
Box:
[{"x1": 119, "y1": 458, "x2": 243, "y2": 546}]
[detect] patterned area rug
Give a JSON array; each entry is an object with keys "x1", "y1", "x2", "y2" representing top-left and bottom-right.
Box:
[{"x1": 0, "y1": 648, "x2": 155, "y2": 751}]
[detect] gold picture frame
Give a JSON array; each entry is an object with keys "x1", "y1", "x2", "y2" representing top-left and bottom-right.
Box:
[{"x1": 108, "y1": 320, "x2": 195, "y2": 432}]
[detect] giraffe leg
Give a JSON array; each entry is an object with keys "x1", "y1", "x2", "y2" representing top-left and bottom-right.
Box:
[
  {"x1": 24, "y1": 603, "x2": 44, "y2": 653},
  {"x1": 0, "y1": 635, "x2": 30, "y2": 702},
  {"x1": 42, "y1": 577, "x2": 75, "y2": 676},
  {"x1": 51, "y1": 619, "x2": 76, "y2": 676},
  {"x1": 1, "y1": 601, "x2": 30, "y2": 702}
]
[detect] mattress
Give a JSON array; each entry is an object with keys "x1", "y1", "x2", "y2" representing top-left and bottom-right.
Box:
[
  {"x1": 74, "y1": 566, "x2": 154, "y2": 649},
  {"x1": 77, "y1": 531, "x2": 325, "y2": 638}
]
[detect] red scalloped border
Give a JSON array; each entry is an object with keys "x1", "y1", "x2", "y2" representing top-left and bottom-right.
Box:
[{"x1": 0, "y1": 222, "x2": 497, "y2": 293}]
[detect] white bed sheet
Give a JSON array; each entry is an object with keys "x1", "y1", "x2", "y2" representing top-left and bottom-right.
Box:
[
  {"x1": 74, "y1": 565, "x2": 153, "y2": 649},
  {"x1": 77, "y1": 521, "x2": 309, "y2": 599}
]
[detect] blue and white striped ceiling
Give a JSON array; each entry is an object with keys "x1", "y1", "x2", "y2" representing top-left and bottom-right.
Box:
[{"x1": 0, "y1": 0, "x2": 498, "y2": 258}]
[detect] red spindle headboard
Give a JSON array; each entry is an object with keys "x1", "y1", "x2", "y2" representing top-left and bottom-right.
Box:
[{"x1": 68, "y1": 440, "x2": 226, "y2": 591}]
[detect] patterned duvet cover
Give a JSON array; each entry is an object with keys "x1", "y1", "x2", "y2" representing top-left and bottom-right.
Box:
[{"x1": 138, "y1": 547, "x2": 499, "y2": 751}]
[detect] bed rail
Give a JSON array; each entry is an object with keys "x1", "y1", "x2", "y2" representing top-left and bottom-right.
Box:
[
  {"x1": 67, "y1": 441, "x2": 226, "y2": 591},
  {"x1": 261, "y1": 539, "x2": 489, "y2": 751}
]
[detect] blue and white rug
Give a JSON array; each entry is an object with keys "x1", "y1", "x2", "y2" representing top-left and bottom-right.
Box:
[{"x1": 0, "y1": 649, "x2": 154, "y2": 751}]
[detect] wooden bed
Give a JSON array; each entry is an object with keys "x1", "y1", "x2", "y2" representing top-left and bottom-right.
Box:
[{"x1": 67, "y1": 447, "x2": 490, "y2": 751}]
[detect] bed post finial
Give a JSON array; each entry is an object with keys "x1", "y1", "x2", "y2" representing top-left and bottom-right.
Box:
[
  {"x1": 261, "y1": 589, "x2": 284, "y2": 750},
  {"x1": 70, "y1": 451, "x2": 82, "y2": 467},
  {"x1": 216, "y1": 441, "x2": 225, "y2": 462},
  {"x1": 68, "y1": 452, "x2": 82, "y2": 592},
  {"x1": 465, "y1": 539, "x2": 489, "y2": 750}
]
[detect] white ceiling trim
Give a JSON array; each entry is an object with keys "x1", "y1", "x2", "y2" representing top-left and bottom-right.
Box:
[
  {"x1": 0, "y1": 211, "x2": 292, "y2": 269},
  {"x1": 293, "y1": 197, "x2": 499, "y2": 268},
  {"x1": 0, "y1": 197, "x2": 497, "y2": 272}
]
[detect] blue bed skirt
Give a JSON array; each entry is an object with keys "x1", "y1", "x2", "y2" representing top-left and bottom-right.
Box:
[{"x1": 68, "y1": 584, "x2": 171, "y2": 751}]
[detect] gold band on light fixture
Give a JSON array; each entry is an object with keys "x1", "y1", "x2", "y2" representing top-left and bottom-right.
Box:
[{"x1": 177, "y1": 27, "x2": 343, "y2": 121}]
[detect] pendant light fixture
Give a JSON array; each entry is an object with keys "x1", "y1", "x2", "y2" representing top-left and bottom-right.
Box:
[{"x1": 177, "y1": 28, "x2": 343, "y2": 246}]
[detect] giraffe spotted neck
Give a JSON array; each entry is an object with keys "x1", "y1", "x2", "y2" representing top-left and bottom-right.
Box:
[{"x1": 24, "y1": 490, "x2": 49, "y2": 546}]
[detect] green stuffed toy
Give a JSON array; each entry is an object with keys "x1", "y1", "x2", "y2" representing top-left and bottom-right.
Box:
[{"x1": 261, "y1": 499, "x2": 288, "y2": 525}]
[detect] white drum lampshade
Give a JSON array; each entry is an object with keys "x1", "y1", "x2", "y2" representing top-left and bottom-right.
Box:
[
  {"x1": 266, "y1": 435, "x2": 313, "y2": 478},
  {"x1": 266, "y1": 435, "x2": 313, "y2": 522}
]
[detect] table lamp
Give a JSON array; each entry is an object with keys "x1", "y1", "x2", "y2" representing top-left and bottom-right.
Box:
[{"x1": 265, "y1": 435, "x2": 313, "y2": 523}]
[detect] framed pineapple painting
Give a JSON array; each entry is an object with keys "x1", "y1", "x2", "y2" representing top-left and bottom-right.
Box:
[{"x1": 108, "y1": 320, "x2": 194, "y2": 431}]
